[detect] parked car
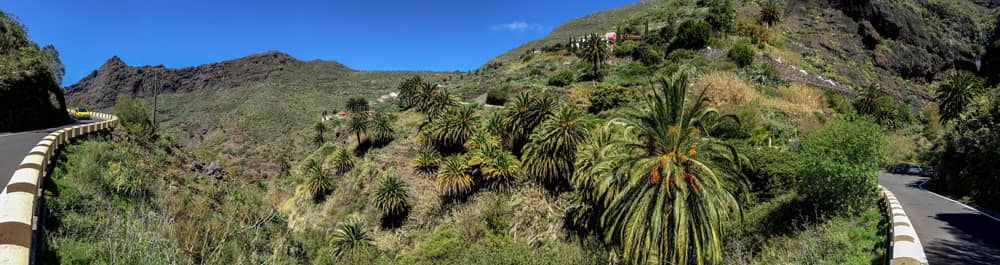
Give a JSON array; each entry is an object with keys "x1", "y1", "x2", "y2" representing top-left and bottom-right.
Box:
[
  {"x1": 921, "y1": 166, "x2": 935, "y2": 177},
  {"x1": 891, "y1": 163, "x2": 910, "y2": 174},
  {"x1": 907, "y1": 166, "x2": 923, "y2": 175},
  {"x1": 70, "y1": 107, "x2": 91, "y2": 120}
]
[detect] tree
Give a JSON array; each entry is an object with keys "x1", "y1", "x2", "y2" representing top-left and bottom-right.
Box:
[
  {"x1": 313, "y1": 122, "x2": 326, "y2": 145},
  {"x1": 672, "y1": 20, "x2": 712, "y2": 50},
  {"x1": 423, "y1": 104, "x2": 479, "y2": 152},
  {"x1": 370, "y1": 111, "x2": 395, "y2": 145},
  {"x1": 398, "y1": 76, "x2": 425, "y2": 109},
  {"x1": 114, "y1": 95, "x2": 153, "y2": 137},
  {"x1": 348, "y1": 112, "x2": 369, "y2": 146},
  {"x1": 345, "y1": 97, "x2": 370, "y2": 113},
  {"x1": 413, "y1": 82, "x2": 456, "y2": 119},
  {"x1": 521, "y1": 105, "x2": 591, "y2": 188},
  {"x1": 373, "y1": 173, "x2": 410, "y2": 219},
  {"x1": 797, "y1": 117, "x2": 885, "y2": 212},
  {"x1": 581, "y1": 33, "x2": 608, "y2": 80},
  {"x1": 589, "y1": 84, "x2": 631, "y2": 113},
  {"x1": 331, "y1": 218, "x2": 375, "y2": 258},
  {"x1": 41, "y1": 45, "x2": 64, "y2": 84},
  {"x1": 934, "y1": 93, "x2": 1000, "y2": 210},
  {"x1": 465, "y1": 129, "x2": 521, "y2": 191},
  {"x1": 500, "y1": 92, "x2": 557, "y2": 155},
  {"x1": 435, "y1": 155, "x2": 473, "y2": 199},
  {"x1": 706, "y1": 0, "x2": 736, "y2": 33},
  {"x1": 582, "y1": 74, "x2": 745, "y2": 265},
  {"x1": 853, "y1": 84, "x2": 898, "y2": 127},
  {"x1": 727, "y1": 42, "x2": 754, "y2": 67},
  {"x1": 759, "y1": 0, "x2": 784, "y2": 27},
  {"x1": 331, "y1": 148, "x2": 356, "y2": 174},
  {"x1": 936, "y1": 71, "x2": 985, "y2": 123},
  {"x1": 302, "y1": 159, "x2": 333, "y2": 201},
  {"x1": 412, "y1": 148, "x2": 442, "y2": 173}
]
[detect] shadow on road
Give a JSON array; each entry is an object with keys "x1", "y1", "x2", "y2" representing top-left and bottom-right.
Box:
[{"x1": 924, "y1": 213, "x2": 1000, "y2": 265}]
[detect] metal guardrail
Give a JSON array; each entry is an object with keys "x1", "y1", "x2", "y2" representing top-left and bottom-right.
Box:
[
  {"x1": 881, "y1": 186, "x2": 929, "y2": 265},
  {"x1": 0, "y1": 112, "x2": 118, "y2": 265}
]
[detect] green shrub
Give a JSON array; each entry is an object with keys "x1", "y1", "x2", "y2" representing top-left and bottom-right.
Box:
[
  {"x1": 114, "y1": 95, "x2": 152, "y2": 136},
  {"x1": 672, "y1": 20, "x2": 712, "y2": 50},
  {"x1": 613, "y1": 40, "x2": 640, "y2": 58},
  {"x1": 706, "y1": 0, "x2": 736, "y2": 33},
  {"x1": 933, "y1": 93, "x2": 1000, "y2": 210},
  {"x1": 547, "y1": 70, "x2": 575, "y2": 87},
  {"x1": 797, "y1": 117, "x2": 886, "y2": 212},
  {"x1": 486, "y1": 87, "x2": 508, "y2": 105},
  {"x1": 588, "y1": 84, "x2": 630, "y2": 113},
  {"x1": 727, "y1": 42, "x2": 755, "y2": 67},
  {"x1": 824, "y1": 90, "x2": 853, "y2": 114},
  {"x1": 636, "y1": 43, "x2": 664, "y2": 66}
]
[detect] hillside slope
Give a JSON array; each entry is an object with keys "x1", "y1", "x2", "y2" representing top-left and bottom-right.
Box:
[{"x1": 0, "y1": 11, "x2": 69, "y2": 131}]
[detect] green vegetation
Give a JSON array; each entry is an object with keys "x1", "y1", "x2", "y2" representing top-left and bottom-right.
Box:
[
  {"x1": 706, "y1": 0, "x2": 736, "y2": 33},
  {"x1": 931, "y1": 89, "x2": 1000, "y2": 210},
  {"x1": 672, "y1": 20, "x2": 712, "y2": 50},
  {"x1": 935, "y1": 70, "x2": 984, "y2": 123},
  {"x1": 728, "y1": 42, "x2": 755, "y2": 67},
  {"x1": 302, "y1": 158, "x2": 334, "y2": 201},
  {"x1": 547, "y1": 70, "x2": 575, "y2": 87},
  {"x1": 759, "y1": 0, "x2": 784, "y2": 27},
  {"x1": 588, "y1": 83, "x2": 631, "y2": 113},
  {"x1": 798, "y1": 117, "x2": 886, "y2": 212},
  {"x1": 0, "y1": 11, "x2": 69, "y2": 131}
]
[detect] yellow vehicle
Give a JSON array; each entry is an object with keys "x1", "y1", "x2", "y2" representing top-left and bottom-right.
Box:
[{"x1": 71, "y1": 107, "x2": 91, "y2": 120}]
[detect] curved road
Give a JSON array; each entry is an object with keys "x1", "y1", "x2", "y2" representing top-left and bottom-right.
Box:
[
  {"x1": 0, "y1": 119, "x2": 94, "y2": 189},
  {"x1": 880, "y1": 172, "x2": 1000, "y2": 264}
]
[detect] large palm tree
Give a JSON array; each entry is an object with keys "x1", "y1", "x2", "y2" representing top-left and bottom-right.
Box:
[
  {"x1": 435, "y1": 155, "x2": 473, "y2": 199},
  {"x1": 936, "y1": 70, "x2": 985, "y2": 122},
  {"x1": 591, "y1": 74, "x2": 744, "y2": 265},
  {"x1": 345, "y1": 97, "x2": 370, "y2": 113},
  {"x1": 501, "y1": 92, "x2": 556, "y2": 155},
  {"x1": 398, "y1": 76, "x2": 424, "y2": 109},
  {"x1": 465, "y1": 129, "x2": 521, "y2": 191},
  {"x1": 331, "y1": 218, "x2": 374, "y2": 258},
  {"x1": 582, "y1": 33, "x2": 608, "y2": 80},
  {"x1": 521, "y1": 105, "x2": 591, "y2": 187},
  {"x1": 302, "y1": 159, "x2": 334, "y2": 201},
  {"x1": 423, "y1": 104, "x2": 479, "y2": 152},
  {"x1": 414, "y1": 82, "x2": 456, "y2": 118},
  {"x1": 370, "y1": 111, "x2": 395, "y2": 145},
  {"x1": 373, "y1": 173, "x2": 410, "y2": 219},
  {"x1": 853, "y1": 84, "x2": 897, "y2": 127},
  {"x1": 348, "y1": 112, "x2": 370, "y2": 146}
]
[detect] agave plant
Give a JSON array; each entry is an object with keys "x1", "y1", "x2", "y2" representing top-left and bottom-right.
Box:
[
  {"x1": 331, "y1": 217, "x2": 374, "y2": 258},
  {"x1": 369, "y1": 111, "x2": 395, "y2": 145},
  {"x1": 423, "y1": 104, "x2": 479, "y2": 152},
  {"x1": 373, "y1": 173, "x2": 410, "y2": 218},
  {"x1": 587, "y1": 74, "x2": 744, "y2": 265},
  {"x1": 521, "y1": 105, "x2": 590, "y2": 186},
  {"x1": 435, "y1": 155, "x2": 473, "y2": 199},
  {"x1": 412, "y1": 148, "x2": 442, "y2": 173},
  {"x1": 936, "y1": 70, "x2": 985, "y2": 122},
  {"x1": 331, "y1": 148, "x2": 356, "y2": 174},
  {"x1": 301, "y1": 159, "x2": 334, "y2": 201}
]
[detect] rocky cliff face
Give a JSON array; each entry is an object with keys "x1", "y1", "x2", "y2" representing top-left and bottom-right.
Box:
[{"x1": 66, "y1": 51, "x2": 300, "y2": 109}]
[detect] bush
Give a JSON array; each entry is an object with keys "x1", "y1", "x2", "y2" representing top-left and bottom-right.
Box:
[
  {"x1": 705, "y1": 0, "x2": 736, "y2": 33},
  {"x1": 933, "y1": 94, "x2": 1000, "y2": 210},
  {"x1": 636, "y1": 44, "x2": 664, "y2": 66},
  {"x1": 613, "y1": 40, "x2": 640, "y2": 58},
  {"x1": 114, "y1": 95, "x2": 152, "y2": 136},
  {"x1": 824, "y1": 90, "x2": 853, "y2": 114},
  {"x1": 797, "y1": 117, "x2": 886, "y2": 212},
  {"x1": 486, "y1": 87, "x2": 508, "y2": 105},
  {"x1": 727, "y1": 42, "x2": 755, "y2": 67},
  {"x1": 588, "y1": 84, "x2": 630, "y2": 113},
  {"x1": 547, "y1": 70, "x2": 575, "y2": 87},
  {"x1": 672, "y1": 20, "x2": 712, "y2": 50}
]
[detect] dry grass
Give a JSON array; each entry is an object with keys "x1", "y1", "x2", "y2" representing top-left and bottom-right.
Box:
[
  {"x1": 766, "y1": 47, "x2": 803, "y2": 66},
  {"x1": 695, "y1": 71, "x2": 758, "y2": 106},
  {"x1": 759, "y1": 82, "x2": 824, "y2": 116}
]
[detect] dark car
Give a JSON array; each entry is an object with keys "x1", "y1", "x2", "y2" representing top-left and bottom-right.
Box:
[
  {"x1": 892, "y1": 163, "x2": 910, "y2": 174},
  {"x1": 921, "y1": 166, "x2": 935, "y2": 177}
]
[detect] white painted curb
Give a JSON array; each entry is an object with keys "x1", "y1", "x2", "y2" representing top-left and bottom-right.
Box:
[{"x1": 881, "y1": 185, "x2": 929, "y2": 265}]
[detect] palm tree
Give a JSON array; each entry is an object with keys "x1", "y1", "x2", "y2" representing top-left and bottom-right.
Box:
[
  {"x1": 331, "y1": 218, "x2": 374, "y2": 258},
  {"x1": 345, "y1": 97, "x2": 370, "y2": 113},
  {"x1": 567, "y1": 126, "x2": 619, "y2": 232},
  {"x1": 412, "y1": 148, "x2": 442, "y2": 173},
  {"x1": 370, "y1": 111, "x2": 395, "y2": 145},
  {"x1": 348, "y1": 112, "x2": 370, "y2": 146},
  {"x1": 853, "y1": 84, "x2": 897, "y2": 127},
  {"x1": 423, "y1": 104, "x2": 479, "y2": 152},
  {"x1": 590, "y1": 74, "x2": 744, "y2": 265},
  {"x1": 936, "y1": 70, "x2": 985, "y2": 122},
  {"x1": 435, "y1": 155, "x2": 473, "y2": 199},
  {"x1": 331, "y1": 148, "x2": 356, "y2": 174},
  {"x1": 373, "y1": 173, "x2": 410, "y2": 219},
  {"x1": 398, "y1": 76, "x2": 424, "y2": 109},
  {"x1": 313, "y1": 122, "x2": 326, "y2": 145},
  {"x1": 302, "y1": 159, "x2": 333, "y2": 201},
  {"x1": 465, "y1": 129, "x2": 521, "y2": 191},
  {"x1": 501, "y1": 92, "x2": 556, "y2": 155},
  {"x1": 582, "y1": 33, "x2": 608, "y2": 80},
  {"x1": 413, "y1": 82, "x2": 456, "y2": 118},
  {"x1": 759, "y1": 0, "x2": 783, "y2": 28},
  {"x1": 521, "y1": 105, "x2": 591, "y2": 187}
]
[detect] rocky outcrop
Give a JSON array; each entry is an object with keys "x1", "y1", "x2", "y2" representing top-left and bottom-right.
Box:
[
  {"x1": 66, "y1": 51, "x2": 300, "y2": 109},
  {"x1": 837, "y1": 0, "x2": 986, "y2": 81}
]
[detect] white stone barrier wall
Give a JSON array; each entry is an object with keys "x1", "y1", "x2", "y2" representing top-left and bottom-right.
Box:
[{"x1": 881, "y1": 186, "x2": 928, "y2": 265}]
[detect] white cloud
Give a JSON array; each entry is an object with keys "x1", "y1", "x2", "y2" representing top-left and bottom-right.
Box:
[{"x1": 490, "y1": 21, "x2": 544, "y2": 32}]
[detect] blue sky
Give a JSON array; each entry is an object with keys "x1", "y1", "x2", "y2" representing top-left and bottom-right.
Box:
[{"x1": 2, "y1": 0, "x2": 639, "y2": 86}]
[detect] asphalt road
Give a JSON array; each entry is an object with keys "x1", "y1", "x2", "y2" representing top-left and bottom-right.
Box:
[
  {"x1": 0, "y1": 119, "x2": 94, "y2": 189},
  {"x1": 880, "y1": 172, "x2": 1000, "y2": 264}
]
